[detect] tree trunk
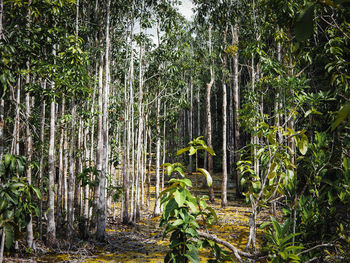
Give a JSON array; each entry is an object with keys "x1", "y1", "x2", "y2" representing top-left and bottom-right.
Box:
[
  {"x1": 11, "y1": 78, "x2": 21, "y2": 155},
  {"x1": 39, "y1": 94, "x2": 46, "y2": 240},
  {"x1": 206, "y1": 26, "x2": 215, "y2": 203},
  {"x1": 57, "y1": 97, "x2": 65, "y2": 230},
  {"x1": 25, "y1": 63, "x2": 34, "y2": 249},
  {"x1": 232, "y1": 23, "x2": 241, "y2": 198},
  {"x1": 0, "y1": 228, "x2": 5, "y2": 263},
  {"x1": 153, "y1": 97, "x2": 161, "y2": 216},
  {"x1": 47, "y1": 98, "x2": 56, "y2": 246},
  {"x1": 96, "y1": 0, "x2": 111, "y2": 240},
  {"x1": 188, "y1": 77, "x2": 193, "y2": 174},
  {"x1": 221, "y1": 25, "x2": 228, "y2": 207},
  {"x1": 67, "y1": 104, "x2": 76, "y2": 240}
]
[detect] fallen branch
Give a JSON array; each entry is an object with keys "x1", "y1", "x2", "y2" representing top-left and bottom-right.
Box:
[
  {"x1": 198, "y1": 231, "x2": 267, "y2": 261},
  {"x1": 297, "y1": 243, "x2": 336, "y2": 256}
]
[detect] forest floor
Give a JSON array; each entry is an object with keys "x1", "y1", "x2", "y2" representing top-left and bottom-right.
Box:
[{"x1": 4, "y1": 173, "x2": 272, "y2": 262}]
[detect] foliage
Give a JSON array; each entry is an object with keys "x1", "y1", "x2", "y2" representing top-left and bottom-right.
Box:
[
  {"x1": 160, "y1": 138, "x2": 231, "y2": 263},
  {"x1": 261, "y1": 217, "x2": 303, "y2": 263},
  {"x1": 0, "y1": 154, "x2": 41, "y2": 250}
]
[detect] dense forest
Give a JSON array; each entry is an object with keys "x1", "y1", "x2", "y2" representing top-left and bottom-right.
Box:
[{"x1": 0, "y1": 0, "x2": 349, "y2": 262}]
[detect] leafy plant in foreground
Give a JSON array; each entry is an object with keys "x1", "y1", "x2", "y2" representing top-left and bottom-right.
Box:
[
  {"x1": 160, "y1": 137, "x2": 231, "y2": 263},
  {"x1": 261, "y1": 217, "x2": 303, "y2": 263},
  {"x1": 0, "y1": 154, "x2": 41, "y2": 251}
]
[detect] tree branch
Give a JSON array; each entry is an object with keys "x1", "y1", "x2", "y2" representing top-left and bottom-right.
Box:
[{"x1": 198, "y1": 231, "x2": 267, "y2": 260}]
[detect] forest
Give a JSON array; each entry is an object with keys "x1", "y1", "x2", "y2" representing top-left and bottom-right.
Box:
[{"x1": 0, "y1": 0, "x2": 349, "y2": 262}]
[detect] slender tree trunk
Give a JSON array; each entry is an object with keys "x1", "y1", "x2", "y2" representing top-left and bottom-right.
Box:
[
  {"x1": 47, "y1": 98, "x2": 56, "y2": 246},
  {"x1": 221, "y1": 25, "x2": 228, "y2": 207},
  {"x1": 0, "y1": 98, "x2": 3, "y2": 159},
  {"x1": 0, "y1": 228, "x2": 5, "y2": 263},
  {"x1": 188, "y1": 77, "x2": 193, "y2": 174},
  {"x1": 96, "y1": 0, "x2": 110, "y2": 240},
  {"x1": 154, "y1": 97, "x2": 161, "y2": 216},
  {"x1": 135, "y1": 19, "x2": 144, "y2": 220},
  {"x1": 39, "y1": 95, "x2": 46, "y2": 240},
  {"x1": 25, "y1": 63, "x2": 34, "y2": 249},
  {"x1": 147, "y1": 127, "x2": 152, "y2": 210},
  {"x1": 206, "y1": 26, "x2": 215, "y2": 203},
  {"x1": 67, "y1": 104, "x2": 76, "y2": 240},
  {"x1": 94, "y1": 53, "x2": 104, "y2": 228},
  {"x1": 0, "y1": 0, "x2": 4, "y2": 40},
  {"x1": 57, "y1": 97, "x2": 65, "y2": 230},
  {"x1": 11, "y1": 78, "x2": 21, "y2": 155},
  {"x1": 25, "y1": 1, "x2": 33, "y2": 243},
  {"x1": 232, "y1": 23, "x2": 241, "y2": 198},
  {"x1": 0, "y1": 0, "x2": 4, "y2": 158}
]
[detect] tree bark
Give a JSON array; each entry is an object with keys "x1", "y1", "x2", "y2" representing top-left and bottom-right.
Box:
[
  {"x1": 39, "y1": 94, "x2": 46, "y2": 240},
  {"x1": 25, "y1": 63, "x2": 34, "y2": 249},
  {"x1": 153, "y1": 97, "x2": 161, "y2": 216},
  {"x1": 47, "y1": 98, "x2": 56, "y2": 246},
  {"x1": 221, "y1": 25, "x2": 228, "y2": 207},
  {"x1": 206, "y1": 26, "x2": 215, "y2": 203},
  {"x1": 57, "y1": 97, "x2": 65, "y2": 230},
  {"x1": 232, "y1": 23, "x2": 241, "y2": 198},
  {"x1": 67, "y1": 104, "x2": 76, "y2": 240}
]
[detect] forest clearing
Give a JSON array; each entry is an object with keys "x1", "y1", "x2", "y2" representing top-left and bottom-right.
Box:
[{"x1": 0, "y1": 0, "x2": 350, "y2": 262}]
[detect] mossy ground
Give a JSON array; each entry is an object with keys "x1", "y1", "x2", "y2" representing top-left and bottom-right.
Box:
[{"x1": 4, "y1": 173, "x2": 274, "y2": 262}]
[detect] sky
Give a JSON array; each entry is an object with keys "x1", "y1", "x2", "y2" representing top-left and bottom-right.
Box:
[
  {"x1": 139, "y1": 0, "x2": 195, "y2": 45},
  {"x1": 178, "y1": 0, "x2": 195, "y2": 21}
]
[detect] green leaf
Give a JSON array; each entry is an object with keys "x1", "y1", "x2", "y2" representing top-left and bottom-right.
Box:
[
  {"x1": 298, "y1": 134, "x2": 308, "y2": 155},
  {"x1": 295, "y1": 3, "x2": 315, "y2": 41},
  {"x1": 171, "y1": 219, "x2": 184, "y2": 227},
  {"x1": 174, "y1": 190, "x2": 186, "y2": 207},
  {"x1": 163, "y1": 198, "x2": 178, "y2": 220},
  {"x1": 189, "y1": 146, "x2": 197, "y2": 155},
  {"x1": 331, "y1": 103, "x2": 350, "y2": 131},
  {"x1": 4, "y1": 223, "x2": 15, "y2": 250},
  {"x1": 166, "y1": 165, "x2": 174, "y2": 176},
  {"x1": 177, "y1": 147, "x2": 191, "y2": 155},
  {"x1": 185, "y1": 227, "x2": 198, "y2": 237},
  {"x1": 32, "y1": 186, "x2": 41, "y2": 199},
  {"x1": 196, "y1": 168, "x2": 212, "y2": 187},
  {"x1": 185, "y1": 244, "x2": 200, "y2": 263},
  {"x1": 202, "y1": 146, "x2": 216, "y2": 156},
  {"x1": 4, "y1": 154, "x2": 12, "y2": 167}
]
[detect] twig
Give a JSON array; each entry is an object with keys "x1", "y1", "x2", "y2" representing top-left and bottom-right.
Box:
[
  {"x1": 297, "y1": 243, "x2": 335, "y2": 256},
  {"x1": 197, "y1": 231, "x2": 266, "y2": 260}
]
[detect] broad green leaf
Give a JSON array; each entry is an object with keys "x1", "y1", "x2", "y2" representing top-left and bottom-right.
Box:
[
  {"x1": 174, "y1": 167, "x2": 185, "y2": 177},
  {"x1": 295, "y1": 3, "x2": 315, "y2": 41},
  {"x1": 197, "y1": 168, "x2": 212, "y2": 187},
  {"x1": 344, "y1": 158, "x2": 350, "y2": 171},
  {"x1": 163, "y1": 198, "x2": 178, "y2": 220},
  {"x1": 189, "y1": 146, "x2": 197, "y2": 155},
  {"x1": 4, "y1": 154, "x2": 12, "y2": 167},
  {"x1": 4, "y1": 223, "x2": 14, "y2": 250},
  {"x1": 185, "y1": 244, "x2": 200, "y2": 263},
  {"x1": 331, "y1": 103, "x2": 350, "y2": 131},
  {"x1": 203, "y1": 146, "x2": 215, "y2": 156},
  {"x1": 185, "y1": 227, "x2": 198, "y2": 237},
  {"x1": 171, "y1": 219, "x2": 183, "y2": 227},
  {"x1": 186, "y1": 199, "x2": 199, "y2": 214},
  {"x1": 166, "y1": 165, "x2": 174, "y2": 176},
  {"x1": 267, "y1": 133, "x2": 276, "y2": 145},
  {"x1": 174, "y1": 190, "x2": 186, "y2": 207},
  {"x1": 0, "y1": 199, "x2": 6, "y2": 212},
  {"x1": 298, "y1": 134, "x2": 308, "y2": 155},
  {"x1": 32, "y1": 186, "x2": 42, "y2": 199},
  {"x1": 177, "y1": 147, "x2": 191, "y2": 155},
  {"x1": 206, "y1": 206, "x2": 218, "y2": 221}
]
